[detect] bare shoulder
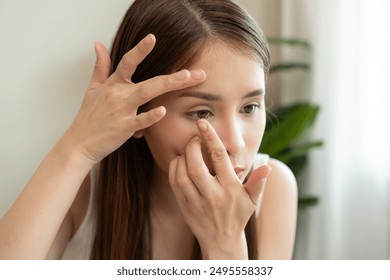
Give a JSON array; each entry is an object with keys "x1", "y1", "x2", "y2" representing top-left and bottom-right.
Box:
[
  {"x1": 255, "y1": 158, "x2": 298, "y2": 259},
  {"x1": 46, "y1": 174, "x2": 91, "y2": 259},
  {"x1": 267, "y1": 158, "x2": 297, "y2": 197}
]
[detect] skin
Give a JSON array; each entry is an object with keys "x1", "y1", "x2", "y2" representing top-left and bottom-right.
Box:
[
  {"x1": 0, "y1": 35, "x2": 297, "y2": 260},
  {"x1": 142, "y1": 43, "x2": 270, "y2": 259}
]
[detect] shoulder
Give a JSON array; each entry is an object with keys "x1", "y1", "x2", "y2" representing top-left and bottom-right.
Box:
[
  {"x1": 255, "y1": 157, "x2": 298, "y2": 259},
  {"x1": 267, "y1": 158, "x2": 297, "y2": 197}
]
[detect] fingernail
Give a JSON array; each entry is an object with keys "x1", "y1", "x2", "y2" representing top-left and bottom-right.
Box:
[
  {"x1": 191, "y1": 136, "x2": 201, "y2": 142},
  {"x1": 154, "y1": 106, "x2": 166, "y2": 117},
  {"x1": 143, "y1": 34, "x2": 155, "y2": 45},
  {"x1": 190, "y1": 70, "x2": 205, "y2": 80},
  {"x1": 171, "y1": 70, "x2": 189, "y2": 81},
  {"x1": 197, "y1": 120, "x2": 208, "y2": 132},
  {"x1": 262, "y1": 165, "x2": 272, "y2": 178}
]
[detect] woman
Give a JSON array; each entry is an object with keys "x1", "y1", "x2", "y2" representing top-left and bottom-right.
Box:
[{"x1": 0, "y1": 0, "x2": 297, "y2": 259}]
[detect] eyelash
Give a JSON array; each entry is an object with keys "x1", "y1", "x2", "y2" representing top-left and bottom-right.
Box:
[
  {"x1": 186, "y1": 110, "x2": 213, "y2": 120},
  {"x1": 186, "y1": 103, "x2": 261, "y2": 120}
]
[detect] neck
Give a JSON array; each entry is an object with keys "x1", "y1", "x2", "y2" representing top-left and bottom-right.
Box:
[
  {"x1": 149, "y1": 163, "x2": 180, "y2": 215},
  {"x1": 149, "y1": 163, "x2": 197, "y2": 259}
]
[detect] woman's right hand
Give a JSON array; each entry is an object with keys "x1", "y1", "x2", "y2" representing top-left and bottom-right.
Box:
[{"x1": 62, "y1": 34, "x2": 205, "y2": 165}]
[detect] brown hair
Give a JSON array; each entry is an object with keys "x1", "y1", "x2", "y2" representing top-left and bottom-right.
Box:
[{"x1": 91, "y1": 0, "x2": 270, "y2": 259}]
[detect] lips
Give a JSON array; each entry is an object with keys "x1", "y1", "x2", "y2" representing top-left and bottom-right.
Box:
[{"x1": 234, "y1": 167, "x2": 244, "y2": 179}]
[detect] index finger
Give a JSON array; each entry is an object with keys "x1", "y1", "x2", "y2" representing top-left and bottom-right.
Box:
[
  {"x1": 114, "y1": 34, "x2": 156, "y2": 82},
  {"x1": 196, "y1": 119, "x2": 237, "y2": 186}
]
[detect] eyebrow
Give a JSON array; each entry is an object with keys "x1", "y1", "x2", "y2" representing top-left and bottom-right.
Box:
[{"x1": 178, "y1": 89, "x2": 264, "y2": 101}]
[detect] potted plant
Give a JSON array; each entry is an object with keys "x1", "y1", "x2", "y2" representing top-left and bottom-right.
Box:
[{"x1": 259, "y1": 37, "x2": 322, "y2": 209}]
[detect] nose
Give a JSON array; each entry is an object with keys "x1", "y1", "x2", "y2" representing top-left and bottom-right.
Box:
[{"x1": 215, "y1": 117, "x2": 245, "y2": 156}]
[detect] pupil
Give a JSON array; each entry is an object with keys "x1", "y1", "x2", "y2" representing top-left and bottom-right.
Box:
[
  {"x1": 198, "y1": 110, "x2": 210, "y2": 119},
  {"x1": 245, "y1": 106, "x2": 253, "y2": 113}
]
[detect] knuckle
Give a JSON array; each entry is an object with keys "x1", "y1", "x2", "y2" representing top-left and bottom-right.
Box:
[
  {"x1": 177, "y1": 175, "x2": 190, "y2": 187},
  {"x1": 133, "y1": 115, "x2": 144, "y2": 128},
  {"x1": 137, "y1": 85, "x2": 151, "y2": 101},
  {"x1": 133, "y1": 112, "x2": 156, "y2": 130},
  {"x1": 224, "y1": 187, "x2": 237, "y2": 201},
  {"x1": 106, "y1": 83, "x2": 122, "y2": 98},
  {"x1": 210, "y1": 147, "x2": 226, "y2": 163},
  {"x1": 105, "y1": 92, "x2": 118, "y2": 108},
  {"x1": 155, "y1": 75, "x2": 171, "y2": 91},
  {"x1": 205, "y1": 195, "x2": 219, "y2": 209},
  {"x1": 188, "y1": 165, "x2": 204, "y2": 179},
  {"x1": 145, "y1": 111, "x2": 158, "y2": 124},
  {"x1": 93, "y1": 63, "x2": 102, "y2": 75},
  {"x1": 122, "y1": 52, "x2": 137, "y2": 69}
]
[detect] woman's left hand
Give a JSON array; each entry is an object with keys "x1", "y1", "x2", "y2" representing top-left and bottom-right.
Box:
[{"x1": 168, "y1": 119, "x2": 271, "y2": 259}]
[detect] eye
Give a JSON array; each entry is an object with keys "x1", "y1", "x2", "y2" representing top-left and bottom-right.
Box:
[
  {"x1": 240, "y1": 103, "x2": 260, "y2": 114},
  {"x1": 186, "y1": 110, "x2": 214, "y2": 120}
]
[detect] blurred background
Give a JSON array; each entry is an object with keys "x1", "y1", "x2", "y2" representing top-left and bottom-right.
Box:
[{"x1": 1, "y1": 0, "x2": 389, "y2": 259}]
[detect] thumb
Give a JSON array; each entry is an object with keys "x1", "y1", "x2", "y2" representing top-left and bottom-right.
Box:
[
  {"x1": 89, "y1": 41, "x2": 111, "y2": 90},
  {"x1": 243, "y1": 165, "x2": 272, "y2": 206}
]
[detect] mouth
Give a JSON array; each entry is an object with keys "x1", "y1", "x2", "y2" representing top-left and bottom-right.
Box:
[{"x1": 234, "y1": 167, "x2": 245, "y2": 179}]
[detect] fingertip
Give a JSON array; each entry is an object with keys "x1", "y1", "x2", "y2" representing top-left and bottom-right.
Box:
[
  {"x1": 190, "y1": 135, "x2": 201, "y2": 143},
  {"x1": 186, "y1": 135, "x2": 202, "y2": 153},
  {"x1": 94, "y1": 41, "x2": 101, "y2": 49},
  {"x1": 170, "y1": 70, "x2": 191, "y2": 82},
  {"x1": 93, "y1": 41, "x2": 100, "y2": 58},
  {"x1": 252, "y1": 164, "x2": 272, "y2": 181},
  {"x1": 94, "y1": 41, "x2": 105, "y2": 55},
  {"x1": 190, "y1": 69, "x2": 206, "y2": 81},
  {"x1": 143, "y1": 33, "x2": 156, "y2": 46},
  {"x1": 196, "y1": 119, "x2": 208, "y2": 132},
  {"x1": 154, "y1": 106, "x2": 166, "y2": 118},
  {"x1": 261, "y1": 164, "x2": 272, "y2": 178},
  {"x1": 149, "y1": 33, "x2": 156, "y2": 42},
  {"x1": 169, "y1": 155, "x2": 179, "y2": 167}
]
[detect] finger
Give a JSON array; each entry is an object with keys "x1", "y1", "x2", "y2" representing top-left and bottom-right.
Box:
[
  {"x1": 243, "y1": 165, "x2": 272, "y2": 206},
  {"x1": 175, "y1": 155, "x2": 201, "y2": 198},
  {"x1": 128, "y1": 106, "x2": 166, "y2": 133},
  {"x1": 130, "y1": 69, "x2": 206, "y2": 107},
  {"x1": 184, "y1": 136, "x2": 213, "y2": 194},
  {"x1": 169, "y1": 156, "x2": 181, "y2": 194},
  {"x1": 89, "y1": 41, "x2": 111, "y2": 90},
  {"x1": 196, "y1": 119, "x2": 237, "y2": 186},
  {"x1": 114, "y1": 34, "x2": 156, "y2": 82}
]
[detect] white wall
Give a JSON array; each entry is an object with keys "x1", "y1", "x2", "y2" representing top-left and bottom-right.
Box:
[{"x1": 0, "y1": 0, "x2": 133, "y2": 216}]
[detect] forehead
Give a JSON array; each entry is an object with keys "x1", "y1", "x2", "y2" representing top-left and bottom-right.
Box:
[
  {"x1": 186, "y1": 42, "x2": 265, "y2": 93},
  {"x1": 148, "y1": 43, "x2": 265, "y2": 107}
]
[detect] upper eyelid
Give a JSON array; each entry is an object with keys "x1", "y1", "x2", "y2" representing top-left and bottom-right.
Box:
[{"x1": 185, "y1": 109, "x2": 214, "y2": 120}]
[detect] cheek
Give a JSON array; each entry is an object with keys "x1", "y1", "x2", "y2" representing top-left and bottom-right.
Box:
[
  {"x1": 247, "y1": 115, "x2": 266, "y2": 149},
  {"x1": 144, "y1": 115, "x2": 198, "y2": 171},
  {"x1": 255, "y1": 121, "x2": 266, "y2": 146}
]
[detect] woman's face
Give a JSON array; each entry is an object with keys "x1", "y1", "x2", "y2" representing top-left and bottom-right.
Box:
[{"x1": 143, "y1": 43, "x2": 266, "y2": 183}]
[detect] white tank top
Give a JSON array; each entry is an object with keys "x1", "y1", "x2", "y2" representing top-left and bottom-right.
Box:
[
  {"x1": 61, "y1": 165, "x2": 98, "y2": 259},
  {"x1": 61, "y1": 153, "x2": 269, "y2": 259}
]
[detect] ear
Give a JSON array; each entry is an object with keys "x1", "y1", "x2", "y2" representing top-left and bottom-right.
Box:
[{"x1": 133, "y1": 130, "x2": 144, "y2": 139}]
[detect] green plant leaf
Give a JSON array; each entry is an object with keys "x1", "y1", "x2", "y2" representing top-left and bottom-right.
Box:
[
  {"x1": 286, "y1": 155, "x2": 307, "y2": 176},
  {"x1": 267, "y1": 37, "x2": 311, "y2": 49},
  {"x1": 260, "y1": 103, "x2": 320, "y2": 156},
  {"x1": 277, "y1": 140, "x2": 324, "y2": 163},
  {"x1": 270, "y1": 62, "x2": 311, "y2": 74},
  {"x1": 298, "y1": 196, "x2": 319, "y2": 209}
]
